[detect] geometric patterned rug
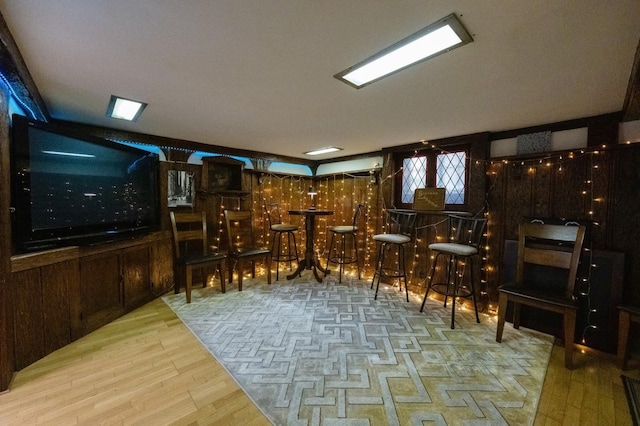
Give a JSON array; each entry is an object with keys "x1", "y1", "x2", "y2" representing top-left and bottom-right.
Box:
[{"x1": 162, "y1": 275, "x2": 553, "y2": 426}]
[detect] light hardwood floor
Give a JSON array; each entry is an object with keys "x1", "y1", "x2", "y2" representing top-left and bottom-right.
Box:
[{"x1": 0, "y1": 296, "x2": 637, "y2": 425}]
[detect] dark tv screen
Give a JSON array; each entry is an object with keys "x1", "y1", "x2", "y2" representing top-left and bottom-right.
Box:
[{"x1": 11, "y1": 115, "x2": 160, "y2": 253}]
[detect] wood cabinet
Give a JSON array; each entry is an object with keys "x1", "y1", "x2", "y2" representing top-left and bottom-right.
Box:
[{"x1": 9, "y1": 232, "x2": 173, "y2": 371}]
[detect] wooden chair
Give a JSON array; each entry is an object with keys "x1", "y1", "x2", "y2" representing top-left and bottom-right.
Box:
[
  {"x1": 325, "y1": 204, "x2": 364, "y2": 283},
  {"x1": 264, "y1": 203, "x2": 299, "y2": 280},
  {"x1": 224, "y1": 209, "x2": 271, "y2": 290},
  {"x1": 169, "y1": 211, "x2": 227, "y2": 303},
  {"x1": 496, "y1": 222, "x2": 586, "y2": 369}
]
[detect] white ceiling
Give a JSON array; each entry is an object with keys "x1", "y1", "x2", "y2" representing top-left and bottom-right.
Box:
[{"x1": 1, "y1": 1, "x2": 639, "y2": 161}]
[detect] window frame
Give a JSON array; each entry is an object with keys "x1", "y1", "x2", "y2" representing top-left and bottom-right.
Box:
[{"x1": 393, "y1": 145, "x2": 470, "y2": 210}]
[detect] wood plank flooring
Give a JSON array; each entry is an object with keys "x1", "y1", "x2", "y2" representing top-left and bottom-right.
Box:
[{"x1": 0, "y1": 297, "x2": 637, "y2": 425}]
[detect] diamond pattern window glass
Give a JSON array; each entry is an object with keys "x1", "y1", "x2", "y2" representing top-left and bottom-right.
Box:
[
  {"x1": 401, "y1": 156, "x2": 427, "y2": 203},
  {"x1": 436, "y1": 151, "x2": 466, "y2": 204}
]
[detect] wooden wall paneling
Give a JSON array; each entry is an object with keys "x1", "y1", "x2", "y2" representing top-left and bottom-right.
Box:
[
  {"x1": 504, "y1": 163, "x2": 534, "y2": 238},
  {"x1": 589, "y1": 150, "x2": 614, "y2": 247},
  {"x1": 12, "y1": 269, "x2": 44, "y2": 370},
  {"x1": 532, "y1": 162, "x2": 552, "y2": 218},
  {"x1": 79, "y1": 252, "x2": 123, "y2": 335},
  {"x1": 486, "y1": 162, "x2": 508, "y2": 302},
  {"x1": 40, "y1": 261, "x2": 72, "y2": 357},
  {"x1": 552, "y1": 154, "x2": 587, "y2": 220},
  {"x1": 0, "y1": 272, "x2": 13, "y2": 390}
]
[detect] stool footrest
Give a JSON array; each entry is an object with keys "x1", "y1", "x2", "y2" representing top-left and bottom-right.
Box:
[{"x1": 430, "y1": 282, "x2": 473, "y2": 298}]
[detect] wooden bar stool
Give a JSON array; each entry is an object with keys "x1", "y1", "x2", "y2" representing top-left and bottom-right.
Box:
[
  {"x1": 325, "y1": 204, "x2": 364, "y2": 283},
  {"x1": 618, "y1": 305, "x2": 640, "y2": 370},
  {"x1": 264, "y1": 203, "x2": 299, "y2": 281}
]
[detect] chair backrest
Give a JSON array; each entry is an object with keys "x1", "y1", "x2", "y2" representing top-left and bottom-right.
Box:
[
  {"x1": 351, "y1": 204, "x2": 365, "y2": 230},
  {"x1": 387, "y1": 210, "x2": 417, "y2": 237},
  {"x1": 264, "y1": 203, "x2": 283, "y2": 228},
  {"x1": 169, "y1": 211, "x2": 209, "y2": 258},
  {"x1": 516, "y1": 222, "x2": 586, "y2": 298},
  {"x1": 448, "y1": 215, "x2": 487, "y2": 249},
  {"x1": 224, "y1": 209, "x2": 258, "y2": 253}
]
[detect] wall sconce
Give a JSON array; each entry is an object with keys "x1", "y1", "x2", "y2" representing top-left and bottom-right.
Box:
[
  {"x1": 308, "y1": 187, "x2": 317, "y2": 210},
  {"x1": 369, "y1": 170, "x2": 378, "y2": 185}
]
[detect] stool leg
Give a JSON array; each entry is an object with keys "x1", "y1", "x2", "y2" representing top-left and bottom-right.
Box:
[
  {"x1": 469, "y1": 256, "x2": 480, "y2": 323},
  {"x1": 339, "y1": 234, "x2": 346, "y2": 283},
  {"x1": 374, "y1": 243, "x2": 387, "y2": 300},
  {"x1": 325, "y1": 232, "x2": 335, "y2": 277},
  {"x1": 287, "y1": 231, "x2": 293, "y2": 271},
  {"x1": 371, "y1": 242, "x2": 381, "y2": 290},
  {"x1": 272, "y1": 232, "x2": 280, "y2": 281},
  {"x1": 450, "y1": 255, "x2": 459, "y2": 329},
  {"x1": 353, "y1": 233, "x2": 361, "y2": 280},
  {"x1": 420, "y1": 252, "x2": 439, "y2": 312},
  {"x1": 399, "y1": 244, "x2": 409, "y2": 302}
]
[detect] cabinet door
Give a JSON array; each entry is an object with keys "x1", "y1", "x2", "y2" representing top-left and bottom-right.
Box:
[
  {"x1": 123, "y1": 245, "x2": 151, "y2": 308},
  {"x1": 41, "y1": 261, "x2": 76, "y2": 356},
  {"x1": 13, "y1": 269, "x2": 43, "y2": 370},
  {"x1": 152, "y1": 238, "x2": 174, "y2": 294},
  {"x1": 80, "y1": 252, "x2": 123, "y2": 334}
]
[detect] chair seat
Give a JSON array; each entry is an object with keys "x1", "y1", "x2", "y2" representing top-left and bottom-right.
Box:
[
  {"x1": 373, "y1": 233, "x2": 411, "y2": 244},
  {"x1": 182, "y1": 252, "x2": 226, "y2": 266},
  {"x1": 429, "y1": 242, "x2": 478, "y2": 256},
  {"x1": 330, "y1": 225, "x2": 357, "y2": 234},
  {"x1": 271, "y1": 223, "x2": 298, "y2": 232},
  {"x1": 233, "y1": 248, "x2": 272, "y2": 258},
  {"x1": 498, "y1": 284, "x2": 578, "y2": 309}
]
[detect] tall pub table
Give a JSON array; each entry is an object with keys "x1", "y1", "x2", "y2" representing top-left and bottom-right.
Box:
[{"x1": 287, "y1": 209, "x2": 334, "y2": 282}]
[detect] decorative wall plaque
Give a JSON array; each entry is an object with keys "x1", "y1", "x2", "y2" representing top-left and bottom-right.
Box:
[{"x1": 413, "y1": 188, "x2": 446, "y2": 211}]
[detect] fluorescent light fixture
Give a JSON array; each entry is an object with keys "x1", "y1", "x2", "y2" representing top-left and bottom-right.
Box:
[
  {"x1": 334, "y1": 13, "x2": 472, "y2": 88},
  {"x1": 106, "y1": 95, "x2": 147, "y2": 121},
  {"x1": 304, "y1": 147, "x2": 342, "y2": 156},
  {"x1": 42, "y1": 150, "x2": 95, "y2": 158}
]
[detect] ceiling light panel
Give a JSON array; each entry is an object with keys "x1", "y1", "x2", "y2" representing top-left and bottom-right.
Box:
[
  {"x1": 304, "y1": 147, "x2": 342, "y2": 156},
  {"x1": 335, "y1": 13, "x2": 473, "y2": 89},
  {"x1": 106, "y1": 95, "x2": 147, "y2": 121}
]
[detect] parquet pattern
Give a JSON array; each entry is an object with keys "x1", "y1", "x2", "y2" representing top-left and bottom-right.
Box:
[{"x1": 163, "y1": 277, "x2": 554, "y2": 425}]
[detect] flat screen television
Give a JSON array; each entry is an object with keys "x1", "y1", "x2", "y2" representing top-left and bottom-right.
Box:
[{"x1": 10, "y1": 114, "x2": 160, "y2": 253}]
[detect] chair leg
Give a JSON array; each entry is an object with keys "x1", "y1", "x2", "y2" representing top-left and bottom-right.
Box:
[
  {"x1": 513, "y1": 303, "x2": 522, "y2": 329},
  {"x1": 186, "y1": 267, "x2": 193, "y2": 304},
  {"x1": 219, "y1": 262, "x2": 226, "y2": 293},
  {"x1": 228, "y1": 258, "x2": 233, "y2": 284},
  {"x1": 564, "y1": 308, "x2": 577, "y2": 369},
  {"x1": 266, "y1": 254, "x2": 271, "y2": 284},
  {"x1": 238, "y1": 259, "x2": 243, "y2": 291},
  {"x1": 618, "y1": 310, "x2": 632, "y2": 370},
  {"x1": 286, "y1": 231, "x2": 294, "y2": 271},
  {"x1": 496, "y1": 292, "x2": 508, "y2": 342}
]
